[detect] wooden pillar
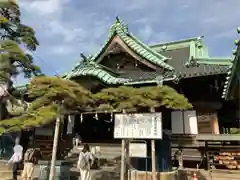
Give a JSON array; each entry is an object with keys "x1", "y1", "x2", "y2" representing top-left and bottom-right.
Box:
[{"x1": 211, "y1": 113, "x2": 220, "y2": 134}]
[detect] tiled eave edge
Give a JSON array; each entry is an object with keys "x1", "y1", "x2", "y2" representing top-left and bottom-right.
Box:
[
  {"x1": 150, "y1": 36, "x2": 203, "y2": 50},
  {"x1": 196, "y1": 57, "x2": 233, "y2": 66},
  {"x1": 178, "y1": 70, "x2": 228, "y2": 79},
  {"x1": 64, "y1": 66, "x2": 178, "y2": 85},
  {"x1": 125, "y1": 33, "x2": 174, "y2": 70},
  {"x1": 64, "y1": 67, "x2": 129, "y2": 85},
  {"x1": 222, "y1": 29, "x2": 240, "y2": 99}
]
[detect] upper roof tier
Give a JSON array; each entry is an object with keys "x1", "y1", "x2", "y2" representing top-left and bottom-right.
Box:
[{"x1": 63, "y1": 17, "x2": 233, "y2": 85}]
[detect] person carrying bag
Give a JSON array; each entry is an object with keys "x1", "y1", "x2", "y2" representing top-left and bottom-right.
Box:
[{"x1": 77, "y1": 144, "x2": 94, "y2": 180}]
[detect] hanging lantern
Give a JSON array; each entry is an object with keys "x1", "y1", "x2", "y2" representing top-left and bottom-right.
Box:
[
  {"x1": 80, "y1": 113, "x2": 83, "y2": 123},
  {"x1": 110, "y1": 113, "x2": 113, "y2": 122},
  {"x1": 95, "y1": 113, "x2": 98, "y2": 120}
]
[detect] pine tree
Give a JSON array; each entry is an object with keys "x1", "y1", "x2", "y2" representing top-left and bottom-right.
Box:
[
  {"x1": 0, "y1": 76, "x2": 93, "y2": 134},
  {"x1": 0, "y1": 76, "x2": 192, "y2": 134},
  {"x1": 0, "y1": 1, "x2": 42, "y2": 120}
]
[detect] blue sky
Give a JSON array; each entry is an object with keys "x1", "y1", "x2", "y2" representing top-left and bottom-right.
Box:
[{"x1": 16, "y1": 0, "x2": 240, "y2": 84}]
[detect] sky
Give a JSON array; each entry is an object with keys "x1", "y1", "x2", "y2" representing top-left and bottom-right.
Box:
[{"x1": 16, "y1": 0, "x2": 240, "y2": 85}]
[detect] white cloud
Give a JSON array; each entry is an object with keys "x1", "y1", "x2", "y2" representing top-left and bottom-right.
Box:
[
  {"x1": 138, "y1": 25, "x2": 153, "y2": 42},
  {"x1": 20, "y1": 0, "x2": 71, "y2": 16},
  {"x1": 138, "y1": 25, "x2": 173, "y2": 44},
  {"x1": 49, "y1": 45, "x2": 74, "y2": 55},
  {"x1": 213, "y1": 28, "x2": 237, "y2": 39},
  {"x1": 17, "y1": 0, "x2": 240, "y2": 77},
  {"x1": 47, "y1": 21, "x2": 87, "y2": 43}
]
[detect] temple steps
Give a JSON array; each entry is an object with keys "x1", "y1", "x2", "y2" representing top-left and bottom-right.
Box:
[{"x1": 66, "y1": 144, "x2": 122, "y2": 169}]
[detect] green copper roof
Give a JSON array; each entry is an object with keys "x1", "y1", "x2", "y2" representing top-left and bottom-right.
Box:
[
  {"x1": 85, "y1": 17, "x2": 174, "y2": 71},
  {"x1": 151, "y1": 36, "x2": 204, "y2": 50},
  {"x1": 151, "y1": 36, "x2": 221, "y2": 67},
  {"x1": 222, "y1": 28, "x2": 240, "y2": 99},
  {"x1": 65, "y1": 60, "x2": 176, "y2": 85},
  {"x1": 65, "y1": 61, "x2": 129, "y2": 84},
  {"x1": 65, "y1": 18, "x2": 234, "y2": 86},
  {"x1": 196, "y1": 57, "x2": 233, "y2": 66}
]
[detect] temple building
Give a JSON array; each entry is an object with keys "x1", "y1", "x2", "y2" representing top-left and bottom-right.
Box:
[
  {"x1": 4, "y1": 18, "x2": 239, "y2": 171},
  {"x1": 62, "y1": 17, "x2": 237, "y2": 141}
]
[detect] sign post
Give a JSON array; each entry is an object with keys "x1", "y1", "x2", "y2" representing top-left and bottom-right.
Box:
[
  {"x1": 114, "y1": 112, "x2": 162, "y2": 180},
  {"x1": 150, "y1": 108, "x2": 156, "y2": 180},
  {"x1": 129, "y1": 140, "x2": 148, "y2": 180},
  {"x1": 120, "y1": 139, "x2": 125, "y2": 180}
]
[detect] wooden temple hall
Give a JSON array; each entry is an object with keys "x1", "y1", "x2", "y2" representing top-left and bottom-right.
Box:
[
  {"x1": 16, "y1": 18, "x2": 239, "y2": 162},
  {"x1": 61, "y1": 18, "x2": 239, "y2": 138}
]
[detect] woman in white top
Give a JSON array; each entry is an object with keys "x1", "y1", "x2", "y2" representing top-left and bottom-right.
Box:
[
  {"x1": 7, "y1": 142, "x2": 23, "y2": 180},
  {"x1": 77, "y1": 144, "x2": 94, "y2": 180}
]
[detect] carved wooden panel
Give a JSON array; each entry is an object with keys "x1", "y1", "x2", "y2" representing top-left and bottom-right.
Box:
[
  {"x1": 97, "y1": 36, "x2": 157, "y2": 70},
  {"x1": 106, "y1": 43, "x2": 124, "y2": 55},
  {"x1": 100, "y1": 53, "x2": 153, "y2": 73}
]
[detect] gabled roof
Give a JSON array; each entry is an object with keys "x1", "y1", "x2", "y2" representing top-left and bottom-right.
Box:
[
  {"x1": 92, "y1": 17, "x2": 174, "y2": 70},
  {"x1": 222, "y1": 28, "x2": 240, "y2": 99},
  {"x1": 67, "y1": 17, "x2": 174, "y2": 74},
  {"x1": 65, "y1": 17, "x2": 233, "y2": 85}
]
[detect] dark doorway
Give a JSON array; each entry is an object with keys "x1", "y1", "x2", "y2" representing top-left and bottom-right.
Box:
[{"x1": 74, "y1": 113, "x2": 120, "y2": 144}]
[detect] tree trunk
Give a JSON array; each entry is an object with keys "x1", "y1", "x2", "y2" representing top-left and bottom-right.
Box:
[{"x1": 0, "y1": 100, "x2": 8, "y2": 120}]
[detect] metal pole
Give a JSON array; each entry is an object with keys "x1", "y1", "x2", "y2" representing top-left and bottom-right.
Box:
[
  {"x1": 151, "y1": 140, "x2": 156, "y2": 180},
  {"x1": 150, "y1": 108, "x2": 157, "y2": 180},
  {"x1": 49, "y1": 105, "x2": 61, "y2": 180},
  {"x1": 121, "y1": 139, "x2": 126, "y2": 180},
  {"x1": 125, "y1": 140, "x2": 130, "y2": 179},
  {"x1": 121, "y1": 109, "x2": 127, "y2": 180}
]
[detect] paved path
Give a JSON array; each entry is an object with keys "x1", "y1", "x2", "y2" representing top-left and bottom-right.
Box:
[{"x1": 70, "y1": 166, "x2": 119, "y2": 180}]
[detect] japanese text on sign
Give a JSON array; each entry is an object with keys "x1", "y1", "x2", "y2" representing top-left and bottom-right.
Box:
[{"x1": 114, "y1": 113, "x2": 162, "y2": 139}]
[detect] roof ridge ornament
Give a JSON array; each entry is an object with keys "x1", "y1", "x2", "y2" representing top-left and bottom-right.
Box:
[
  {"x1": 80, "y1": 53, "x2": 88, "y2": 61},
  {"x1": 116, "y1": 16, "x2": 120, "y2": 23},
  {"x1": 237, "y1": 27, "x2": 240, "y2": 33}
]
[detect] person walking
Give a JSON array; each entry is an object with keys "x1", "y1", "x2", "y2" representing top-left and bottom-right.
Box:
[
  {"x1": 7, "y1": 139, "x2": 23, "y2": 180},
  {"x1": 21, "y1": 146, "x2": 41, "y2": 180},
  {"x1": 77, "y1": 144, "x2": 94, "y2": 180}
]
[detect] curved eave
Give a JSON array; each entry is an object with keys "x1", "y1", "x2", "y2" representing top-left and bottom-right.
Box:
[
  {"x1": 222, "y1": 31, "x2": 240, "y2": 99},
  {"x1": 127, "y1": 33, "x2": 174, "y2": 70},
  {"x1": 222, "y1": 53, "x2": 239, "y2": 99},
  {"x1": 64, "y1": 67, "x2": 130, "y2": 85},
  {"x1": 65, "y1": 66, "x2": 178, "y2": 85}
]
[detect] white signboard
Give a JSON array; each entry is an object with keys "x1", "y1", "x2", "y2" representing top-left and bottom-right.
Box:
[
  {"x1": 114, "y1": 113, "x2": 162, "y2": 139},
  {"x1": 184, "y1": 110, "x2": 198, "y2": 135},
  {"x1": 171, "y1": 110, "x2": 198, "y2": 135},
  {"x1": 129, "y1": 143, "x2": 147, "y2": 158}
]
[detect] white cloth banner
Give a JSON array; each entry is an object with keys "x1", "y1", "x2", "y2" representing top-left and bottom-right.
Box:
[{"x1": 67, "y1": 115, "x2": 75, "y2": 134}]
